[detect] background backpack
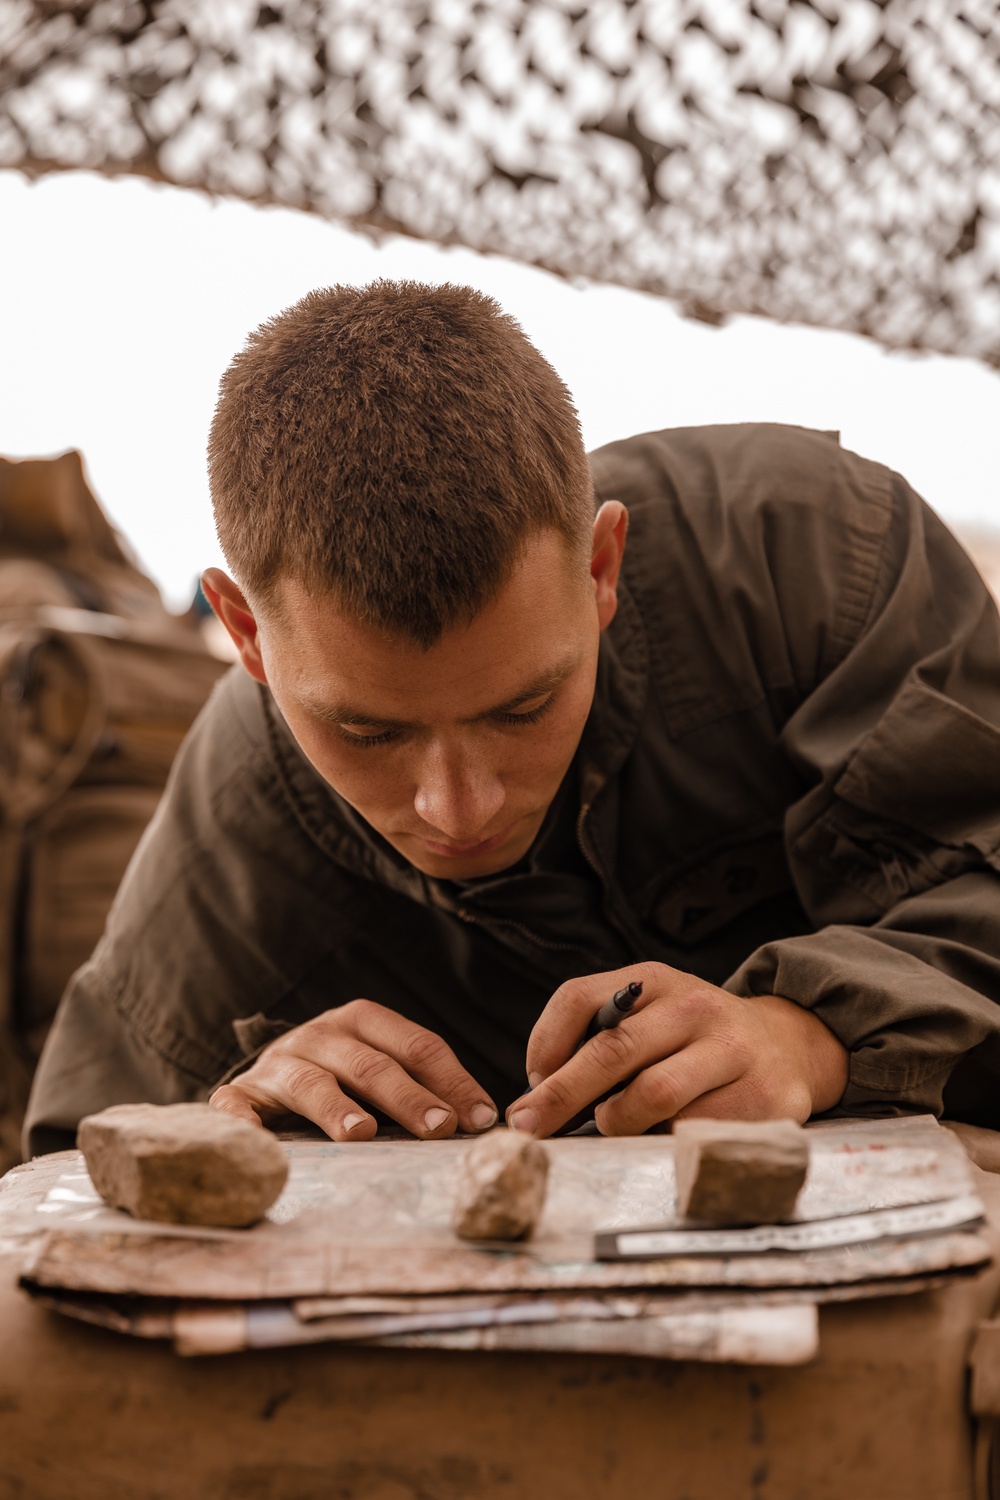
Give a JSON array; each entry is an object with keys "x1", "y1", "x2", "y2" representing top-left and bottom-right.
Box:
[{"x1": 0, "y1": 451, "x2": 226, "y2": 1172}]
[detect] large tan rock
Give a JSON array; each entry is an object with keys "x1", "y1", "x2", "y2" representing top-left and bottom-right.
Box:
[
  {"x1": 77, "y1": 1103, "x2": 288, "y2": 1228},
  {"x1": 452, "y1": 1128, "x2": 549, "y2": 1241},
  {"x1": 673, "y1": 1118, "x2": 809, "y2": 1227}
]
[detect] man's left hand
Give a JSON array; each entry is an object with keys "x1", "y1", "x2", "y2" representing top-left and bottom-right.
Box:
[{"x1": 505, "y1": 962, "x2": 849, "y2": 1138}]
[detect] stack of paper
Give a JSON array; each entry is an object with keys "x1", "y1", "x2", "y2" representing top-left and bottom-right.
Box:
[{"x1": 3, "y1": 1115, "x2": 990, "y2": 1364}]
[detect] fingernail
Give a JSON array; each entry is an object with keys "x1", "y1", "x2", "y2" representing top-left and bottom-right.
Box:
[
  {"x1": 470, "y1": 1103, "x2": 498, "y2": 1130},
  {"x1": 527, "y1": 1072, "x2": 543, "y2": 1090},
  {"x1": 343, "y1": 1112, "x2": 369, "y2": 1132},
  {"x1": 509, "y1": 1108, "x2": 539, "y2": 1135},
  {"x1": 424, "y1": 1107, "x2": 451, "y2": 1132}
]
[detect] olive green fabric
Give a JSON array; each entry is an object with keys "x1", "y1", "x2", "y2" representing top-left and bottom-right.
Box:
[{"x1": 24, "y1": 424, "x2": 1000, "y2": 1157}]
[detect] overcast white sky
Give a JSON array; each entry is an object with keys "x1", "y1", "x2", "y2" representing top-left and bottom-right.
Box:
[{"x1": 2, "y1": 168, "x2": 998, "y2": 609}]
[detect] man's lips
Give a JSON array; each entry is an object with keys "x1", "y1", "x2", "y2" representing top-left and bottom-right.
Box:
[{"x1": 416, "y1": 826, "x2": 514, "y2": 860}]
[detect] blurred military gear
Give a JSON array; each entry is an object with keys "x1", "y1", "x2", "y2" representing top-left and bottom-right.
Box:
[{"x1": 0, "y1": 452, "x2": 225, "y2": 1173}]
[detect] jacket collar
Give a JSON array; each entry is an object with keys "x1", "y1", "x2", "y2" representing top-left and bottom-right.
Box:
[{"x1": 578, "y1": 571, "x2": 648, "y2": 806}]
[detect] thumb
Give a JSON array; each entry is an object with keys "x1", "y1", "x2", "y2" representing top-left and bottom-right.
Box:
[{"x1": 526, "y1": 967, "x2": 652, "y2": 1085}]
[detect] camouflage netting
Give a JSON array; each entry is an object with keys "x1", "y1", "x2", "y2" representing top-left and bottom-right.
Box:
[{"x1": 2, "y1": 0, "x2": 999, "y2": 365}]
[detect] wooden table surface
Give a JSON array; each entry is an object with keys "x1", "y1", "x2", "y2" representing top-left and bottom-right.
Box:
[{"x1": 3, "y1": 1142, "x2": 1000, "y2": 1500}]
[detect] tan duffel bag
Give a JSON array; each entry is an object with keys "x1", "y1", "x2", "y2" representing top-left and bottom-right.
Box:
[{"x1": 0, "y1": 452, "x2": 226, "y2": 1172}]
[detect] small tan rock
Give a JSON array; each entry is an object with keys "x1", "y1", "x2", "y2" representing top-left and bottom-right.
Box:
[
  {"x1": 77, "y1": 1103, "x2": 288, "y2": 1228},
  {"x1": 674, "y1": 1118, "x2": 809, "y2": 1227},
  {"x1": 452, "y1": 1128, "x2": 549, "y2": 1241}
]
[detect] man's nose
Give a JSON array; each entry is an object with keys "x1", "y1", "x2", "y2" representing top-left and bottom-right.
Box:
[{"x1": 413, "y1": 742, "x2": 505, "y2": 840}]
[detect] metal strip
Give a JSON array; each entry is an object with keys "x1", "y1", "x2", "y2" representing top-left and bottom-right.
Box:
[{"x1": 597, "y1": 1193, "x2": 986, "y2": 1261}]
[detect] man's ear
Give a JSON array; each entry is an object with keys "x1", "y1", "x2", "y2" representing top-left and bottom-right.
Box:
[
  {"x1": 201, "y1": 569, "x2": 268, "y2": 684},
  {"x1": 591, "y1": 501, "x2": 629, "y2": 632}
]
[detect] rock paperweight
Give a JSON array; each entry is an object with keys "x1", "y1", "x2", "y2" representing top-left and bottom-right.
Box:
[
  {"x1": 673, "y1": 1118, "x2": 809, "y2": 1226},
  {"x1": 452, "y1": 1127, "x2": 550, "y2": 1241},
  {"x1": 77, "y1": 1102, "x2": 288, "y2": 1228}
]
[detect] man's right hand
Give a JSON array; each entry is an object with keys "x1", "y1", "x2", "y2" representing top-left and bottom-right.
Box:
[{"x1": 209, "y1": 999, "x2": 498, "y2": 1141}]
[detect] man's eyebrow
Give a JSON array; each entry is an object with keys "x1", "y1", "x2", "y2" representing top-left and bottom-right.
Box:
[
  {"x1": 303, "y1": 655, "x2": 582, "y2": 731},
  {"x1": 473, "y1": 657, "x2": 581, "y2": 720}
]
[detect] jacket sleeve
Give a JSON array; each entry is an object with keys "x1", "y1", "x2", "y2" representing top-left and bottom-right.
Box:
[
  {"x1": 725, "y1": 470, "x2": 1000, "y2": 1121},
  {"x1": 21, "y1": 946, "x2": 210, "y2": 1157},
  {"x1": 22, "y1": 669, "x2": 361, "y2": 1157}
]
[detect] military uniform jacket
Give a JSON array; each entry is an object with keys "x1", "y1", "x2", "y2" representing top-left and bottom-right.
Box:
[{"x1": 24, "y1": 424, "x2": 1000, "y2": 1155}]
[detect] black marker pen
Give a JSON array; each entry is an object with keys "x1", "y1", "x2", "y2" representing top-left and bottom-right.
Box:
[{"x1": 584, "y1": 980, "x2": 643, "y2": 1041}]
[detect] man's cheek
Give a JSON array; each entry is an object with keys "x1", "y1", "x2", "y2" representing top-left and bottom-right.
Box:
[
  {"x1": 286, "y1": 723, "x2": 394, "y2": 811},
  {"x1": 318, "y1": 757, "x2": 396, "y2": 813}
]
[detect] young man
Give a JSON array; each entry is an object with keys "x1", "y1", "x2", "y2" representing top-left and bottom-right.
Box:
[{"x1": 23, "y1": 281, "x2": 1000, "y2": 1156}]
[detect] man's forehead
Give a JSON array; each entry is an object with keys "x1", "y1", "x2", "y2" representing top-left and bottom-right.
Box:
[{"x1": 268, "y1": 537, "x2": 594, "y2": 723}]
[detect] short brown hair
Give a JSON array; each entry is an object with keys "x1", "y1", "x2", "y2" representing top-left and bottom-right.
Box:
[{"x1": 209, "y1": 281, "x2": 594, "y2": 645}]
